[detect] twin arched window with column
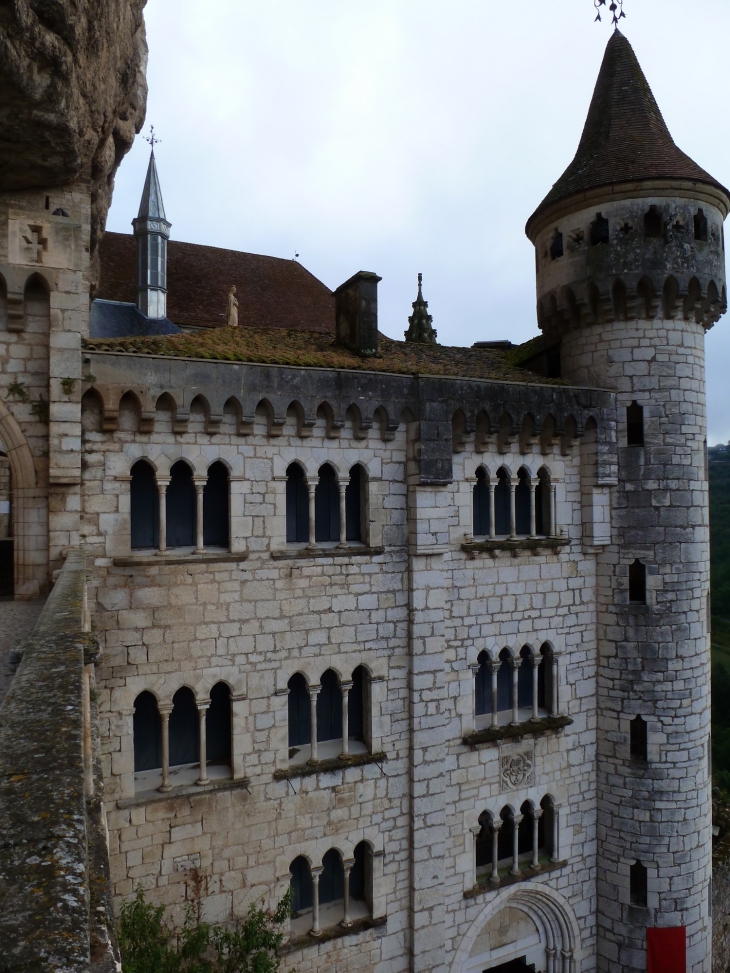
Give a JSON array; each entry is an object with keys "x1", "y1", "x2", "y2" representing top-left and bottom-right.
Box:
[
  {"x1": 286, "y1": 463, "x2": 366, "y2": 547},
  {"x1": 287, "y1": 666, "x2": 369, "y2": 766},
  {"x1": 130, "y1": 459, "x2": 229, "y2": 552},
  {"x1": 474, "y1": 643, "x2": 556, "y2": 727},
  {"x1": 472, "y1": 466, "x2": 554, "y2": 539},
  {"x1": 132, "y1": 682, "x2": 232, "y2": 793},
  {"x1": 475, "y1": 796, "x2": 559, "y2": 885},
  {"x1": 289, "y1": 842, "x2": 371, "y2": 938}
]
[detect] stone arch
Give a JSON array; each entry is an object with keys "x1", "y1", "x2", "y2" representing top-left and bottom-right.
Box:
[
  {"x1": 0, "y1": 397, "x2": 42, "y2": 598},
  {"x1": 450, "y1": 883, "x2": 581, "y2": 973}
]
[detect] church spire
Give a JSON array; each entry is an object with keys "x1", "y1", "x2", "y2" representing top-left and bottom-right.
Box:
[
  {"x1": 132, "y1": 131, "x2": 171, "y2": 320},
  {"x1": 404, "y1": 273, "x2": 437, "y2": 344}
]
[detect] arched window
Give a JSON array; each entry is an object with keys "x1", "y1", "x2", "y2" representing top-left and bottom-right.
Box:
[
  {"x1": 497, "y1": 649, "x2": 512, "y2": 713},
  {"x1": 498, "y1": 807, "x2": 514, "y2": 865},
  {"x1": 475, "y1": 651, "x2": 491, "y2": 718},
  {"x1": 518, "y1": 646, "x2": 533, "y2": 711},
  {"x1": 550, "y1": 230, "x2": 563, "y2": 260},
  {"x1": 630, "y1": 860, "x2": 648, "y2": 907},
  {"x1": 290, "y1": 856, "x2": 313, "y2": 915},
  {"x1": 473, "y1": 468, "x2": 490, "y2": 537},
  {"x1": 644, "y1": 206, "x2": 663, "y2": 239},
  {"x1": 536, "y1": 467, "x2": 550, "y2": 535},
  {"x1": 286, "y1": 463, "x2": 308, "y2": 543},
  {"x1": 494, "y1": 468, "x2": 510, "y2": 535},
  {"x1": 515, "y1": 468, "x2": 530, "y2": 535},
  {"x1": 590, "y1": 212, "x2": 609, "y2": 246},
  {"x1": 133, "y1": 691, "x2": 162, "y2": 772},
  {"x1": 169, "y1": 687, "x2": 199, "y2": 766},
  {"x1": 203, "y1": 462, "x2": 229, "y2": 548},
  {"x1": 694, "y1": 208, "x2": 708, "y2": 242},
  {"x1": 317, "y1": 669, "x2": 342, "y2": 742},
  {"x1": 540, "y1": 796, "x2": 556, "y2": 860},
  {"x1": 630, "y1": 715, "x2": 648, "y2": 761},
  {"x1": 167, "y1": 461, "x2": 195, "y2": 548},
  {"x1": 130, "y1": 460, "x2": 159, "y2": 550},
  {"x1": 288, "y1": 673, "x2": 311, "y2": 748},
  {"x1": 348, "y1": 665, "x2": 366, "y2": 743},
  {"x1": 206, "y1": 682, "x2": 232, "y2": 766},
  {"x1": 518, "y1": 801, "x2": 534, "y2": 862},
  {"x1": 350, "y1": 841, "x2": 371, "y2": 914},
  {"x1": 315, "y1": 464, "x2": 339, "y2": 542},
  {"x1": 626, "y1": 400, "x2": 644, "y2": 446},
  {"x1": 319, "y1": 849, "x2": 345, "y2": 908},
  {"x1": 629, "y1": 559, "x2": 646, "y2": 604},
  {"x1": 538, "y1": 643, "x2": 551, "y2": 713},
  {"x1": 345, "y1": 465, "x2": 365, "y2": 543},
  {"x1": 475, "y1": 811, "x2": 492, "y2": 873}
]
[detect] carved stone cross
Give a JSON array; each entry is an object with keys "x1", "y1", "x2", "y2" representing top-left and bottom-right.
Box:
[{"x1": 22, "y1": 226, "x2": 48, "y2": 263}]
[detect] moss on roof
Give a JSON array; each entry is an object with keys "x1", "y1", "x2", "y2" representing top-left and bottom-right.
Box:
[{"x1": 84, "y1": 326, "x2": 564, "y2": 385}]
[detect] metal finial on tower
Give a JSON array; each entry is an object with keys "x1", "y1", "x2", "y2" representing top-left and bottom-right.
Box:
[
  {"x1": 594, "y1": 0, "x2": 626, "y2": 25},
  {"x1": 144, "y1": 125, "x2": 161, "y2": 153},
  {"x1": 405, "y1": 273, "x2": 437, "y2": 344}
]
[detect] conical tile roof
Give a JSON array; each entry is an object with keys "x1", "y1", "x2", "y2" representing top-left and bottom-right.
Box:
[
  {"x1": 137, "y1": 149, "x2": 167, "y2": 221},
  {"x1": 528, "y1": 31, "x2": 728, "y2": 229}
]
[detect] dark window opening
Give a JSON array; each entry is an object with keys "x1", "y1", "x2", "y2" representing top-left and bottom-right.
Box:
[
  {"x1": 345, "y1": 464, "x2": 364, "y2": 542},
  {"x1": 475, "y1": 651, "x2": 491, "y2": 717},
  {"x1": 286, "y1": 463, "x2": 309, "y2": 543},
  {"x1": 288, "y1": 673, "x2": 311, "y2": 748},
  {"x1": 539, "y1": 796, "x2": 555, "y2": 858},
  {"x1": 515, "y1": 469, "x2": 530, "y2": 535},
  {"x1": 590, "y1": 213, "x2": 609, "y2": 246},
  {"x1": 315, "y1": 464, "x2": 339, "y2": 542},
  {"x1": 133, "y1": 691, "x2": 162, "y2": 772},
  {"x1": 45, "y1": 196, "x2": 50, "y2": 210},
  {"x1": 694, "y1": 209, "x2": 709, "y2": 242},
  {"x1": 518, "y1": 803, "x2": 533, "y2": 856},
  {"x1": 206, "y1": 682, "x2": 232, "y2": 765},
  {"x1": 626, "y1": 401, "x2": 644, "y2": 446},
  {"x1": 498, "y1": 808, "x2": 514, "y2": 862},
  {"x1": 550, "y1": 230, "x2": 564, "y2": 260},
  {"x1": 167, "y1": 461, "x2": 195, "y2": 548},
  {"x1": 518, "y1": 646, "x2": 533, "y2": 709},
  {"x1": 629, "y1": 559, "x2": 646, "y2": 604},
  {"x1": 319, "y1": 849, "x2": 344, "y2": 905},
  {"x1": 131, "y1": 460, "x2": 159, "y2": 550},
  {"x1": 475, "y1": 812, "x2": 492, "y2": 869},
  {"x1": 497, "y1": 648, "x2": 512, "y2": 712},
  {"x1": 348, "y1": 665, "x2": 366, "y2": 742},
  {"x1": 495, "y1": 469, "x2": 510, "y2": 535},
  {"x1": 538, "y1": 644, "x2": 550, "y2": 710},
  {"x1": 644, "y1": 206, "x2": 663, "y2": 239},
  {"x1": 473, "y1": 468, "x2": 490, "y2": 537},
  {"x1": 203, "y1": 462, "x2": 229, "y2": 547},
  {"x1": 630, "y1": 715, "x2": 647, "y2": 761},
  {"x1": 317, "y1": 668, "x2": 342, "y2": 742},
  {"x1": 536, "y1": 469, "x2": 549, "y2": 535},
  {"x1": 169, "y1": 687, "x2": 199, "y2": 767},
  {"x1": 350, "y1": 842, "x2": 368, "y2": 903},
  {"x1": 630, "y1": 860, "x2": 648, "y2": 907},
  {"x1": 545, "y1": 345, "x2": 561, "y2": 379},
  {"x1": 290, "y1": 856, "x2": 313, "y2": 914}
]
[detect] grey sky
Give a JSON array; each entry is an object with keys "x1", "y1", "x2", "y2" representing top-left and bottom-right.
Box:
[{"x1": 107, "y1": 0, "x2": 730, "y2": 443}]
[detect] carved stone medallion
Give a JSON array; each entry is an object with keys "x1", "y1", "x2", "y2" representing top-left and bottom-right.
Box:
[{"x1": 499, "y1": 740, "x2": 535, "y2": 792}]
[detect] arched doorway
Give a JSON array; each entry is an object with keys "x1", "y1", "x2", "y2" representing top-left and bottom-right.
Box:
[{"x1": 0, "y1": 397, "x2": 43, "y2": 599}]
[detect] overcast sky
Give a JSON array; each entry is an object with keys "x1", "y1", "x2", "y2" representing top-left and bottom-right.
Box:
[{"x1": 107, "y1": 0, "x2": 730, "y2": 443}]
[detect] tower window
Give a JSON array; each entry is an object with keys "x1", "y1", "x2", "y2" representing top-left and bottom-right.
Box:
[
  {"x1": 626, "y1": 401, "x2": 644, "y2": 446},
  {"x1": 130, "y1": 460, "x2": 159, "y2": 550},
  {"x1": 288, "y1": 673, "x2": 311, "y2": 748},
  {"x1": 630, "y1": 860, "x2": 648, "y2": 907},
  {"x1": 549, "y1": 230, "x2": 564, "y2": 260},
  {"x1": 473, "y1": 468, "x2": 490, "y2": 537},
  {"x1": 166, "y1": 461, "x2": 196, "y2": 548},
  {"x1": 590, "y1": 213, "x2": 610, "y2": 246},
  {"x1": 629, "y1": 559, "x2": 646, "y2": 604},
  {"x1": 314, "y1": 463, "x2": 339, "y2": 542},
  {"x1": 345, "y1": 464, "x2": 365, "y2": 542},
  {"x1": 694, "y1": 208, "x2": 708, "y2": 242},
  {"x1": 286, "y1": 463, "x2": 309, "y2": 543},
  {"x1": 630, "y1": 715, "x2": 647, "y2": 760},
  {"x1": 644, "y1": 206, "x2": 663, "y2": 239},
  {"x1": 203, "y1": 461, "x2": 229, "y2": 548}
]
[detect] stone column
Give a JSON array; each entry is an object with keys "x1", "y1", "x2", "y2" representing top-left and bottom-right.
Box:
[
  {"x1": 468, "y1": 663, "x2": 480, "y2": 730},
  {"x1": 550, "y1": 653, "x2": 559, "y2": 717},
  {"x1": 510, "y1": 656, "x2": 521, "y2": 724},
  {"x1": 490, "y1": 820, "x2": 501, "y2": 883},
  {"x1": 340, "y1": 680, "x2": 352, "y2": 757},
  {"x1": 488, "y1": 481, "x2": 496, "y2": 538},
  {"x1": 529, "y1": 479, "x2": 537, "y2": 537},
  {"x1": 489, "y1": 661, "x2": 500, "y2": 727},
  {"x1": 341, "y1": 858, "x2": 355, "y2": 928},
  {"x1": 511, "y1": 814, "x2": 523, "y2": 875},
  {"x1": 550, "y1": 483, "x2": 557, "y2": 537},
  {"x1": 194, "y1": 477, "x2": 206, "y2": 553},
  {"x1": 338, "y1": 476, "x2": 347, "y2": 546},
  {"x1": 531, "y1": 655, "x2": 541, "y2": 721},
  {"x1": 546, "y1": 947, "x2": 556, "y2": 973},
  {"x1": 156, "y1": 479, "x2": 169, "y2": 554},
  {"x1": 551, "y1": 804, "x2": 560, "y2": 862},
  {"x1": 196, "y1": 702, "x2": 209, "y2": 785},
  {"x1": 158, "y1": 704, "x2": 173, "y2": 792},
  {"x1": 470, "y1": 824, "x2": 482, "y2": 887},
  {"x1": 308, "y1": 685, "x2": 320, "y2": 763},
  {"x1": 509, "y1": 480, "x2": 516, "y2": 538},
  {"x1": 532, "y1": 808, "x2": 543, "y2": 867},
  {"x1": 307, "y1": 477, "x2": 317, "y2": 548},
  {"x1": 310, "y1": 866, "x2": 323, "y2": 936}
]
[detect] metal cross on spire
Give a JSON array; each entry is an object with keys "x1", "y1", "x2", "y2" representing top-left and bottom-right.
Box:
[
  {"x1": 594, "y1": 0, "x2": 626, "y2": 25},
  {"x1": 144, "y1": 125, "x2": 161, "y2": 151}
]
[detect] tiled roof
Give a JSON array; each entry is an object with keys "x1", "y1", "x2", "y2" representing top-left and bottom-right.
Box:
[
  {"x1": 83, "y1": 325, "x2": 564, "y2": 386},
  {"x1": 88, "y1": 300, "x2": 182, "y2": 339},
  {"x1": 96, "y1": 232, "x2": 335, "y2": 333},
  {"x1": 528, "y1": 31, "x2": 729, "y2": 228}
]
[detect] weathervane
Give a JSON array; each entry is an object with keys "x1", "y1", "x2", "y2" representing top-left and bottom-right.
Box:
[
  {"x1": 594, "y1": 0, "x2": 626, "y2": 25},
  {"x1": 145, "y1": 125, "x2": 161, "y2": 150}
]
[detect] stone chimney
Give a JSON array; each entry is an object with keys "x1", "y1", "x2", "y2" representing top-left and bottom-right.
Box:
[{"x1": 334, "y1": 271, "x2": 381, "y2": 357}]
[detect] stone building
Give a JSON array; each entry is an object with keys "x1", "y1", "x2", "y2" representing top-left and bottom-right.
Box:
[{"x1": 0, "y1": 30, "x2": 724, "y2": 973}]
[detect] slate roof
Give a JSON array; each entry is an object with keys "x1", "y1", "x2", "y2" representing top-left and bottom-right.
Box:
[
  {"x1": 137, "y1": 150, "x2": 167, "y2": 221},
  {"x1": 83, "y1": 325, "x2": 565, "y2": 386},
  {"x1": 528, "y1": 31, "x2": 730, "y2": 228},
  {"x1": 88, "y1": 300, "x2": 182, "y2": 339},
  {"x1": 96, "y1": 232, "x2": 335, "y2": 333}
]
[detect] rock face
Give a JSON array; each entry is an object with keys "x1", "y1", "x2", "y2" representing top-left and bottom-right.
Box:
[{"x1": 0, "y1": 0, "x2": 148, "y2": 270}]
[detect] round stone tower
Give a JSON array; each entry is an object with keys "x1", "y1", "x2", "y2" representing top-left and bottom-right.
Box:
[{"x1": 526, "y1": 31, "x2": 729, "y2": 973}]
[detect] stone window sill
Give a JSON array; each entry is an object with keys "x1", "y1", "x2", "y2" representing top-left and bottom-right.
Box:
[
  {"x1": 274, "y1": 751, "x2": 387, "y2": 780},
  {"x1": 118, "y1": 775, "x2": 250, "y2": 808},
  {"x1": 462, "y1": 536, "x2": 569, "y2": 557},
  {"x1": 271, "y1": 545, "x2": 384, "y2": 561},
  {"x1": 464, "y1": 859, "x2": 566, "y2": 898},
  {"x1": 463, "y1": 715, "x2": 572, "y2": 748},
  {"x1": 113, "y1": 551, "x2": 249, "y2": 567},
  {"x1": 279, "y1": 915, "x2": 387, "y2": 955}
]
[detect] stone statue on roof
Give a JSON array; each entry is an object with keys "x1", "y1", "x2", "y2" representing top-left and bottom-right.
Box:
[
  {"x1": 226, "y1": 285, "x2": 238, "y2": 327},
  {"x1": 404, "y1": 273, "x2": 437, "y2": 344}
]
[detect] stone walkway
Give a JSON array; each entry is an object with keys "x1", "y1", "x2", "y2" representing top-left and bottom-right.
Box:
[{"x1": 0, "y1": 600, "x2": 45, "y2": 703}]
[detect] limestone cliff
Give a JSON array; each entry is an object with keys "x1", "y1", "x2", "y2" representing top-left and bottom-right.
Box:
[{"x1": 0, "y1": 0, "x2": 148, "y2": 274}]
